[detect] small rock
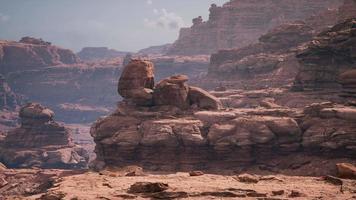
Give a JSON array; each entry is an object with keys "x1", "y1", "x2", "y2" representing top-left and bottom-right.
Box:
[
  {"x1": 289, "y1": 190, "x2": 304, "y2": 198},
  {"x1": 189, "y1": 171, "x2": 204, "y2": 176},
  {"x1": 128, "y1": 182, "x2": 169, "y2": 194},
  {"x1": 336, "y1": 163, "x2": 356, "y2": 179},
  {"x1": 272, "y1": 190, "x2": 285, "y2": 196},
  {"x1": 236, "y1": 173, "x2": 259, "y2": 183},
  {"x1": 37, "y1": 192, "x2": 66, "y2": 200}
]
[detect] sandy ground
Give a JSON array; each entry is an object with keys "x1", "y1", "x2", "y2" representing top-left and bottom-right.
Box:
[{"x1": 8, "y1": 169, "x2": 353, "y2": 200}]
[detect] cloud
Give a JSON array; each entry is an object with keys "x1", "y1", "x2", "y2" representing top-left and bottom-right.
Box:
[
  {"x1": 0, "y1": 13, "x2": 9, "y2": 23},
  {"x1": 146, "y1": 0, "x2": 153, "y2": 5},
  {"x1": 144, "y1": 9, "x2": 185, "y2": 30}
]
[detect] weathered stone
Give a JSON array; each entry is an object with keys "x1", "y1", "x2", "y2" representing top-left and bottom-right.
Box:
[
  {"x1": 0, "y1": 103, "x2": 88, "y2": 168},
  {"x1": 188, "y1": 86, "x2": 223, "y2": 110},
  {"x1": 128, "y1": 182, "x2": 169, "y2": 194},
  {"x1": 336, "y1": 163, "x2": 356, "y2": 179},
  {"x1": 118, "y1": 59, "x2": 155, "y2": 105},
  {"x1": 153, "y1": 75, "x2": 190, "y2": 109}
]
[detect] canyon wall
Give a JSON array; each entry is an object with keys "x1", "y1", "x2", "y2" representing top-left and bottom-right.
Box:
[
  {"x1": 167, "y1": 0, "x2": 342, "y2": 55},
  {"x1": 197, "y1": 0, "x2": 356, "y2": 90},
  {"x1": 293, "y1": 18, "x2": 356, "y2": 91}
]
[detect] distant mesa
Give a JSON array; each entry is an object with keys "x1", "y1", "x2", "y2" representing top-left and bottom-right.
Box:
[
  {"x1": 77, "y1": 47, "x2": 131, "y2": 62},
  {"x1": 137, "y1": 43, "x2": 172, "y2": 55},
  {"x1": 0, "y1": 36, "x2": 80, "y2": 74}
]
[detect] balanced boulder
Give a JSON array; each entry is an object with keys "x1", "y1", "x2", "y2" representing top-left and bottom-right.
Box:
[{"x1": 118, "y1": 59, "x2": 155, "y2": 106}]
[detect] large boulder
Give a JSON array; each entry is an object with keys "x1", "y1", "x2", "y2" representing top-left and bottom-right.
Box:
[
  {"x1": 336, "y1": 163, "x2": 356, "y2": 179},
  {"x1": 188, "y1": 86, "x2": 223, "y2": 110},
  {"x1": 118, "y1": 59, "x2": 155, "y2": 105},
  {"x1": 153, "y1": 75, "x2": 190, "y2": 109}
]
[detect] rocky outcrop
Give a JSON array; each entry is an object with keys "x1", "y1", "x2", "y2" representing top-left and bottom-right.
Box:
[
  {"x1": 90, "y1": 60, "x2": 354, "y2": 171},
  {"x1": 167, "y1": 0, "x2": 341, "y2": 55},
  {"x1": 293, "y1": 18, "x2": 356, "y2": 91},
  {"x1": 0, "y1": 74, "x2": 19, "y2": 110},
  {"x1": 203, "y1": 21, "x2": 313, "y2": 89},
  {"x1": 339, "y1": 70, "x2": 356, "y2": 99},
  {"x1": 117, "y1": 59, "x2": 222, "y2": 110},
  {"x1": 77, "y1": 47, "x2": 129, "y2": 61},
  {"x1": 0, "y1": 37, "x2": 80, "y2": 74},
  {"x1": 91, "y1": 98, "x2": 356, "y2": 171},
  {"x1": 118, "y1": 60, "x2": 155, "y2": 106},
  {"x1": 0, "y1": 103, "x2": 88, "y2": 168}
]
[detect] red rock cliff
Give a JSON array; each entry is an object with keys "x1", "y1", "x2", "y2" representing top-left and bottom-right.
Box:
[{"x1": 167, "y1": 0, "x2": 342, "y2": 55}]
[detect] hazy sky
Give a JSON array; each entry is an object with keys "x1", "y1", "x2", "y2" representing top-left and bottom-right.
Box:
[{"x1": 0, "y1": 0, "x2": 226, "y2": 52}]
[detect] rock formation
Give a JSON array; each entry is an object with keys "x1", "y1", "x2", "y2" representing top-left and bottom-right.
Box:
[
  {"x1": 0, "y1": 37, "x2": 80, "y2": 74},
  {"x1": 118, "y1": 60, "x2": 155, "y2": 106},
  {"x1": 90, "y1": 60, "x2": 355, "y2": 171},
  {"x1": 293, "y1": 18, "x2": 356, "y2": 91},
  {"x1": 167, "y1": 0, "x2": 342, "y2": 55},
  {"x1": 0, "y1": 103, "x2": 88, "y2": 168},
  {"x1": 77, "y1": 47, "x2": 130, "y2": 61},
  {"x1": 91, "y1": 59, "x2": 224, "y2": 169},
  {"x1": 197, "y1": 0, "x2": 356, "y2": 90}
]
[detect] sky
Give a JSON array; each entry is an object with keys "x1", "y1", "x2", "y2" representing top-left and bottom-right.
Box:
[{"x1": 0, "y1": 0, "x2": 226, "y2": 52}]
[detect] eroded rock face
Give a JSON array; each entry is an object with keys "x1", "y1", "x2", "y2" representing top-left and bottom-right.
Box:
[
  {"x1": 153, "y1": 75, "x2": 190, "y2": 109},
  {"x1": 0, "y1": 74, "x2": 19, "y2": 110},
  {"x1": 167, "y1": 0, "x2": 341, "y2": 55},
  {"x1": 91, "y1": 100, "x2": 356, "y2": 171},
  {"x1": 293, "y1": 18, "x2": 356, "y2": 91},
  {"x1": 0, "y1": 37, "x2": 80, "y2": 74},
  {"x1": 118, "y1": 59, "x2": 155, "y2": 106},
  {"x1": 0, "y1": 103, "x2": 88, "y2": 168}
]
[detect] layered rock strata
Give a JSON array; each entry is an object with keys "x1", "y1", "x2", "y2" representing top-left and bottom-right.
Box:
[
  {"x1": 91, "y1": 60, "x2": 355, "y2": 171},
  {"x1": 0, "y1": 103, "x2": 88, "y2": 168},
  {"x1": 167, "y1": 0, "x2": 341, "y2": 55},
  {"x1": 293, "y1": 18, "x2": 356, "y2": 91},
  {"x1": 0, "y1": 37, "x2": 79, "y2": 74}
]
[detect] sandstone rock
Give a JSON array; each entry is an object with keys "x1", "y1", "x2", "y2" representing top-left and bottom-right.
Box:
[
  {"x1": 293, "y1": 18, "x2": 356, "y2": 91},
  {"x1": 336, "y1": 163, "x2": 356, "y2": 179},
  {"x1": 237, "y1": 173, "x2": 259, "y2": 183},
  {"x1": 118, "y1": 59, "x2": 155, "y2": 106},
  {"x1": 272, "y1": 190, "x2": 285, "y2": 196},
  {"x1": 188, "y1": 86, "x2": 223, "y2": 110},
  {"x1": 289, "y1": 190, "x2": 304, "y2": 198},
  {"x1": 0, "y1": 39, "x2": 79, "y2": 74},
  {"x1": 19, "y1": 37, "x2": 51, "y2": 45},
  {"x1": 128, "y1": 182, "x2": 169, "y2": 193},
  {"x1": 189, "y1": 171, "x2": 204, "y2": 176},
  {"x1": 153, "y1": 75, "x2": 189, "y2": 109},
  {"x1": 0, "y1": 103, "x2": 88, "y2": 168},
  {"x1": 194, "y1": 111, "x2": 236, "y2": 125}
]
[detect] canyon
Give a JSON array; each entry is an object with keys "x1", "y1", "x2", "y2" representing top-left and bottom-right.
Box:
[{"x1": 1, "y1": 0, "x2": 356, "y2": 199}]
